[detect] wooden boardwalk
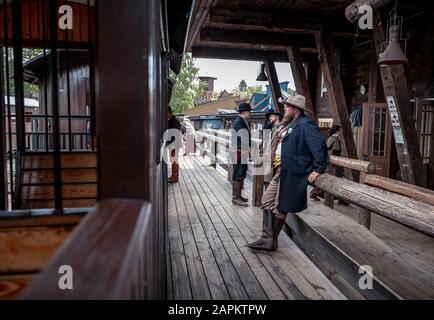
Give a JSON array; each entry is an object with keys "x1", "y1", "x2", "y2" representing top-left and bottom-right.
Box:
[{"x1": 167, "y1": 155, "x2": 346, "y2": 300}]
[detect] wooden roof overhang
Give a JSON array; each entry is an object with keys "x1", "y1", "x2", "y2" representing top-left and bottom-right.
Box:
[{"x1": 186, "y1": 0, "x2": 371, "y2": 62}]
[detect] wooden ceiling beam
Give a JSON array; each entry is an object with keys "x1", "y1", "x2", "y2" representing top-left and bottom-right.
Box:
[
  {"x1": 199, "y1": 28, "x2": 317, "y2": 49},
  {"x1": 185, "y1": 0, "x2": 217, "y2": 51},
  {"x1": 192, "y1": 46, "x2": 291, "y2": 62},
  {"x1": 208, "y1": 7, "x2": 356, "y2": 37}
]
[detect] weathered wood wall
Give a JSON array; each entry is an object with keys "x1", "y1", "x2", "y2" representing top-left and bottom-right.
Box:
[
  {"x1": 0, "y1": 0, "x2": 95, "y2": 47},
  {"x1": 37, "y1": 56, "x2": 90, "y2": 136}
]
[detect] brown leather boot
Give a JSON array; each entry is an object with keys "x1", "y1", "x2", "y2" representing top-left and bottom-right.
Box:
[
  {"x1": 239, "y1": 180, "x2": 248, "y2": 203},
  {"x1": 168, "y1": 162, "x2": 180, "y2": 183},
  {"x1": 247, "y1": 210, "x2": 274, "y2": 251},
  {"x1": 271, "y1": 215, "x2": 287, "y2": 251},
  {"x1": 232, "y1": 182, "x2": 248, "y2": 207}
]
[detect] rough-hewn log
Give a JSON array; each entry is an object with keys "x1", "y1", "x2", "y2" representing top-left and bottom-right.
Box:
[
  {"x1": 314, "y1": 174, "x2": 434, "y2": 237},
  {"x1": 365, "y1": 174, "x2": 434, "y2": 206},
  {"x1": 345, "y1": 0, "x2": 395, "y2": 23},
  {"x1": 329, "y1": 156, "x2": 376, "y2": 174}
]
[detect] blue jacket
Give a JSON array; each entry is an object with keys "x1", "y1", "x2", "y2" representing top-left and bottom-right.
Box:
[{"x1": 278, "y1": 114, "x2": 328, "y2": 214}]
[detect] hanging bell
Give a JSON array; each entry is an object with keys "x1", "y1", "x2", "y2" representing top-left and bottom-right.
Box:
[
  {"x1": 378, "y1": 25, "x2": 408, "y2": 65},
  {"x1": 256, "y1": 63, "x2": 268, "y2": 81}
]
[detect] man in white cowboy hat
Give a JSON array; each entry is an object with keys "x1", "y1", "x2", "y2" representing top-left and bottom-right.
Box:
[{"x1": 248, "y1": 94, "x2": 327, "y2": 251}]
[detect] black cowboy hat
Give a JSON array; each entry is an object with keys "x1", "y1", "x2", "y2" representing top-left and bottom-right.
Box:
[
  {"x1": 266, "y1": 109, "x2": 283, "y2": 121},
  {"x1": 266, "y1": 109, "x2": 281, "y2": 118},
  {"x1": 237, "y1": 103, "x2": 252, "y2": 113}
]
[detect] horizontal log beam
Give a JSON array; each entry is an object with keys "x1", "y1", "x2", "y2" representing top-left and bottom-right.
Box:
[
  {"x1": 199, "y1": 28, "x2": 317, "y2": 49},
  {"x1": 314, "y1": 174, "x2": 434, "y2": 237},
  {"x1": 209, "y1": 7, "x2": 356, "y2": 36},
  {"x1": 192, "y1": 46, "x2": 308, "y2": 62},
  {"x1": 345, "y1": 0, "x2": 395, "y2": 23},
  {"x1": 329, "y1": 156, "x2": 376, "y2": 173},
  {"x1": 364, "y1": 174, "x2": 434, "y2": 206}
]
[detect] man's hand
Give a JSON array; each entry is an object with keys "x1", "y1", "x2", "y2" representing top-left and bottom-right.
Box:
[{"x1": 308, "y1": 171, "x2": 320, "y2": 184}]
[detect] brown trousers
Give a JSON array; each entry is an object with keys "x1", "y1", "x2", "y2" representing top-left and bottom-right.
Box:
[{"x1": 261, "y1": 168, "x2": 286, "y2": 219}]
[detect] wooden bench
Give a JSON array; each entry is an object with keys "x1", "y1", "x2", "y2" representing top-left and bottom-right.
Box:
[
  {"x1": 0, "y1": 210, "x2": 87, "y2": 300},
  {"x1": 16, "y1": 152, "x2": 98, "y2": 209}
]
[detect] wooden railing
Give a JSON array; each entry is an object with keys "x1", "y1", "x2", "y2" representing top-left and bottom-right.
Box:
[
  {"x1": 195, "y1": 129, "x2": 434, "y2": 237},
  {"x1": 314, "y1": 157, "x2": 434, "y2": 236},
  {"x1": 195, "y1": 129, "x2": 264, "y2": 207},
  {"x1": 0, "y1": 209, "x2": 87, "y2": 300},
  {"x1": 20, "y1": 199, "x2": 163, "y2": 299}
]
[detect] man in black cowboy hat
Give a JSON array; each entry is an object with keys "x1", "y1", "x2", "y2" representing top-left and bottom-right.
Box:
[
  {"x1": 248, "y1": 94, "x2": 327, "y2": 251},
  {"x1": 231, "y1": 102, "x2": 252, "y2": 207}
]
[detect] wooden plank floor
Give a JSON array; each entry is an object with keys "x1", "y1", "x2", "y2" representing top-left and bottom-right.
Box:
[{"x1": 167, "y1": 155, "x2": 346, "y2": 300}]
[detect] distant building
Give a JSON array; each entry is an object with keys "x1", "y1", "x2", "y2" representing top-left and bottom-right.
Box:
[
  {"x1": 4, "y1": 96, "x2": 39, "y2": 152},
  {"x1": 195, "y1": 76, "x2": 217, "y2": 105}
]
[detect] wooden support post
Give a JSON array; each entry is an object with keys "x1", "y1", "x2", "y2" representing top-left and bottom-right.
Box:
[
  {"x1": 97, "y1": 0, "x2": 164, "y2": 300},
  {"x1": 97, "y1": 0, "x2": 156, "y2": 200},
  {"x1": 0, "y1": 51, "x2": 7, "y2": 210},
  {"x1": 316, "y1": 31, "x2": 359, "y2": 181},
  {"x1": 358, "y1": 172, "x2": 372, "y2": 229},
  {"x1": 252, "y1": 165, "x2": 264, "y2": 208},
  {"x1": 324, "y1": 165, "x2": 336, "y2": 209},
  {"x1": 287, "y1": 47, "x2": 315, "y2": 117},
  {"x1": 11, "y1": 0, "x2": 25, "y2": 153},
  {"x1": 264, "y1": 58, "x2": 284, "y2": 113},
  {"x1": 373, "y1": 13, "x2": 426, "y2": 187},
  {"x1": 368, "y1": 48, "x2": 378, "y2": 104},
  {"x1": 210, "y1": 134, "x2": 217, "y2": 168}
]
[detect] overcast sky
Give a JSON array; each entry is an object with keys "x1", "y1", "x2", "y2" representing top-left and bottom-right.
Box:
[{"x1": 194, "y1": 58, "x2": 295, "y2": 93}]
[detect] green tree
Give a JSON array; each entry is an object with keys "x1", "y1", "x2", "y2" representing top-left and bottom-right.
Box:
[
  {"x1": 169, "y1": 54, "x2": 205, "y2": 113},
  {"x1": 4, "y1": 48, "x2": 42, "y2": 97},
  {"x1": 238, "y1": 79, "x2": 247, "y2": 92},
  {"x1": 232, "y1": 84, "x2": 263, "y2": 100}
]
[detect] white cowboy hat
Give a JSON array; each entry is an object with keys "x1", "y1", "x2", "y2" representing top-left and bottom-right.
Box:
[{"x1": 278, "y1": 94, "x2": 312, "y2": 113}]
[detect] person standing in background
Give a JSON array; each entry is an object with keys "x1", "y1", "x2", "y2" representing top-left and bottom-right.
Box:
[
  {"x1": 231, "y1": 103, "x2": 252, "y2": 207},
  {"x1": 167, "y1": 106, "x2": 182, "y2": 183}
]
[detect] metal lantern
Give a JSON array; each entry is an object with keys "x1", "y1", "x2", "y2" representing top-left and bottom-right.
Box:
[
  {"x1": 256, "y1": 63, "x2": 268, "y2": 81},
  {"x1": 378, "y1": 11, "x2": 408, "y2": 65}
]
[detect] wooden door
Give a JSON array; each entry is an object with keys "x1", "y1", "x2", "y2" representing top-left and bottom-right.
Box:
[{"x1": 362, "y1": 103, "x2": 392, "y2": 177}]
